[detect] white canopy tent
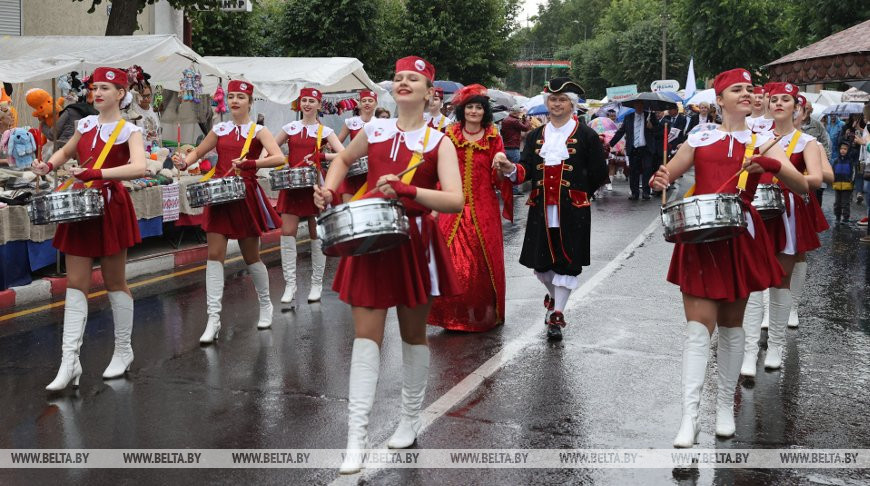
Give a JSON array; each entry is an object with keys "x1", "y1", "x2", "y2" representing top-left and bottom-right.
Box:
[
  {"x1": 0, "y1": 35, "x2": 228, "y2": 133},
  {"x1": 204, "y1": 56, "x2": 394, "y2": 138}
]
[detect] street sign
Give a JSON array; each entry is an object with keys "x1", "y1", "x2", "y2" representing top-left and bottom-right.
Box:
[
  {"x1": 651, "y1": 80, "x2": 680, "y2": 92},
  {"x1": 605, "y1": 84, "x2": 637, "y2": 102},
  {"x1": 192, "y1": 0, "x2": 253, "y2": 12},
  {"x1": 511, "y1": 60, "x2": 572, "y2": 69}
]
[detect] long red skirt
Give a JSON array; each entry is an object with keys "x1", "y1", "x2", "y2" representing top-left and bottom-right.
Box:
[
  {"x1": 53, "y1": 181, "x2": 141, "y2": 258},
  {"x1": 807, "y1": 191, "x2": 829, "y2": 233},
  {"x1": 202, "y1": 176, "x2": 280, "y2": 239},
  {"x1": 332, "y1": 213, "x2": 461, "y2": 309},
  {"x1": 667, "y1": 206, "x2": 784, "y2": 302}
]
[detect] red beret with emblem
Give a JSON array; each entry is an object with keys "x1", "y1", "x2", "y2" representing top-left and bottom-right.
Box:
[
  {"x1": 796, "y1": 94, "x2": 807, "y2": 107},
  {"x1": 92, "y1": 67, "x2": 128, "y2": 87},
  {"x1": 227, "y1": 80, "x2": 254, "y2": 96},
  {"x1": 767, "y1": 82, "x2": 798, "y2": 98},
  {"x1": 713, "y1": 68, "x2": 752, "y2": 94},
  {"x1": 299, "y1": 87, "x2": 322, "y2": 102},
  {"x1": 359, "y1": 89, "x2": 378, "y2": 101},
  {"x1": 752, "y1": 86, "x2": 764, "y2": 95},
  {"x1": 395, "y1": 56, "x2": 435, "y2": 82}
]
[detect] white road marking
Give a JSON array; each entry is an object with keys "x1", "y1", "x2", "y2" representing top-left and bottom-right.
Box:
[{"x1": 330, "y1": 216, "x2": 661, "y2": 484}]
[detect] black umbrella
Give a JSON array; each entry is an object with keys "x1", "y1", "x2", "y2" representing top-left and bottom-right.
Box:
[{"x1": 622, "y1": 92, "x2": 678, "y2": 111}]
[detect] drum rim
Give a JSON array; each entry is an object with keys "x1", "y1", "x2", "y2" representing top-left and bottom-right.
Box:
[
  {"x1": 662, "y1": 192, "x2": 743, "y2": 210},
  {"x1": 318, "y1": 197, "x2": 403, "y2": 218}
]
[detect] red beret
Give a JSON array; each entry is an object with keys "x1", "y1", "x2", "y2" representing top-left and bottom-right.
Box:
[
  {"x1": 713, "y1": 68, "x2": 752, "y2": 94},
  {"x1": 762, "y1": 82, "x2": 774, "y2": 94},
  {"x1": 227, "y1": 80, "x2": 254, "y2": 96},
  {"x1": 767, "y1": 82, "x2": 798, "y2": 98},
  {"x1": 395, "y1": 56, "x2": 435, "y2": 82},
  {"x1": 359, "y1": 89, "x2": 377, "y2": 101},
  {"x1": 299, "y1": 87, "x2": 322, "y2": 102},
  {"x1": 752, "y1": 86, "x2": 764, "y2": 95},
  {"x1": 92, "y1": 67, "x2": 128, "y2": 87},
  {"x1": 451, "y1": 84, "x2": 488, "y2": 107},
  {"x1": 796, "y1": 94, "x2": 807, "y2": 107}
]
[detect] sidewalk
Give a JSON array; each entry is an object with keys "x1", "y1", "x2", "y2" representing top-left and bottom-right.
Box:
[{"x1": 0, "y1": 226, "x2": 311, "y2": 312}]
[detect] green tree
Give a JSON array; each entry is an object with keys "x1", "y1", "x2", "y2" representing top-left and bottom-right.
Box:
[
  {"x1": 673, "y1": 0, "x2": 785, "y2": 78},
  {"x1": 278, "y1": 0, "x2": 379, "y2": 60},
  {"x1": 74, "y1": 0, "x2": 222, "y2": 35},
  {"x1": 778, "y1": 0, "x2": 870, "y2": 54},
  {"x1": 189, "y1": 0, "x2": 284, "y2": 57}
]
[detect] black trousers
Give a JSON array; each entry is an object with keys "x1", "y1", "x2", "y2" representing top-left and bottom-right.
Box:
[
  {"x1": 834, "y1": 189, "x2": 852, "y2": 220},
  {"x1": 628, "y1": 147, "x2": 656, "y2": 196}
]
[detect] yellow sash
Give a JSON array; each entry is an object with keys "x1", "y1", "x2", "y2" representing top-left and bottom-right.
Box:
[
  {"x1": 278, "y1": 123, "x2": 323, "y2": 171},
  {"x1": 772, "y1": 130, "x2": 801, "y2": 183},
  {"x1": 200, "y1": 122, "x2": 257, "y2": 182},
  {"x1": 350, "y1": 126, "x2": 432, "y2": 201},
  {"x1": 58, "y1": 119, "x2": 126, "y2": 192}
]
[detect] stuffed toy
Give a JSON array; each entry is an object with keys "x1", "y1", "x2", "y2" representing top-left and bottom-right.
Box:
[
  {"x1": 152, "y1": 84, "x2": 164, "y2": 111},
  {"x1": 8, "y1": 127, "x2": 37, "y2": 168},
  {"x1": 179, "y1": 68, "x2": 203, "y2": 103},
  {"x1": 0, "y1": 103, "x2": 16, "y2": 133},
  {"x1": 212, "y1": 83, "x2": 226, "y2": 114},
  {"x1": 57, "y1": 74, "x2": 73, "y2": 97},
  {"x1": 25, "y1": 88, "x2": 65, "y2": 128}
]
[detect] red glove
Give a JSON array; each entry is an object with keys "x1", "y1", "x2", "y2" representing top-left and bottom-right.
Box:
[
  {"x1": 387, "y1": 180, "x2": 417, "y2": 199},
  {"x1": 74, "y1": 169, "x2": 102, "y2": 182},
  {"x1": 751, "y1": 155, "x2": 781, "y2": 174},
  {"x1": 237, "y1": 159, "x2": 258, "y2": 171}
]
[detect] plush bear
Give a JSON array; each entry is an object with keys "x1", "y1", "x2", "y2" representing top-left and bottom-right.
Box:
[
  {"x1": 25, "y1": 88, "x2": 65, "y2": 128},
  {"x1": 212, "y1": 83, "x2": 226, "y2": 114},
  {"x1": 8, "y1": 127, "x2": 37, "y2": 168}
]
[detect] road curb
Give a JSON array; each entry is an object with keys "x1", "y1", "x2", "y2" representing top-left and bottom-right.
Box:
[{"x1": 1, "y1": 229, "x2": 285, "y2": 313}]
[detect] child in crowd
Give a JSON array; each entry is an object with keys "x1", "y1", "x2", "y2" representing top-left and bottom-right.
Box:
[{"x1": 832, "y1": 142, "x2": 854, "y2": 224}]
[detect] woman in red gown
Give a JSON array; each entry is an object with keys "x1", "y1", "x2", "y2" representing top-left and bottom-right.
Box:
[
  {"x1": 33, "y1": 67, "x2": 147, "y2": 390},
  {"x1": 272, "y1": 88, "x2": 344, "y2": 306},
  {"x1": 313, "y1": 56, "x2": 463, "y2": 474},
  {"x1": 740, "y1": 82, "x2": 825, "y2": 377},
  {"x1": 428, "y1": 84, "x2": 515, "y2": 332},
  {"x1": 336, "y1": 89, "x2": 378, "y2": 202},
  {"x1": 172, "y1": 80, "x2": 285, "y2": 344},
  {"x1": 649, "y1": 69, "x2": 808, "y2": 448}
]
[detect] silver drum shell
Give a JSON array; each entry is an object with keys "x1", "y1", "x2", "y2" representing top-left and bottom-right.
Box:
[
  {"x1": 28, "y1": 189, "x2": 105, "y2": 225},
  {"x1": 186, "y1": 176, "x2": 247, "y2": 208},
  {"x1": 661, "y1": 193, "x2": 747, "y2": 244},
  {"x1": 317, "y1": 198, "x2": 410, "y2": 256}
]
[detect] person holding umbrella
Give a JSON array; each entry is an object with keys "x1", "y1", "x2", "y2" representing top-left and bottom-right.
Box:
[{"x1": 609, "y1": 98, "x2": 664, "y2": 200}]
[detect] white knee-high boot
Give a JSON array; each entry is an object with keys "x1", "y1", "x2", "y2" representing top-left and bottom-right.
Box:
[
  {"x1": 761, "y1": 289, "x2": 770, "y2": 329},
  {"x1": 248, "y1": 261, "x2": 273, "y2": 329},
  {"x1": 387, "y1": 342, "x2": 430, "y2": 449},
  {"x1": 308, "y1": 238, "x2": 326, "y2": 302},
  {"x1": 764, "y1": 287, "x2": 791, "y2": 369},
  {"x1": 716, "y1": 327, "x2": 745, "y2": 437},
  {"x1": 740, "y1": 292, "x2": 764, "y2": 377},
  {"x1": 339, "y1": 338, "x2": 380, "y2": 475},
  {"x1": 788, "y1": 261, "x2": 807, "y2": 328},
  {"x1": 673, "y1": 321, "x2": 710, "y2": 448},
  {"x1": 46, "y1": 289, "x2": 88, "y2": 391},
  {"x1": 102, "y1": 291, "x2": 135, "y2": 379},
  {"x1": 200, "y1": 260, "x2": 224, "y2": 344},
  {"x1": 280, "y1": 235, "x2": 297, "y2": 306}
]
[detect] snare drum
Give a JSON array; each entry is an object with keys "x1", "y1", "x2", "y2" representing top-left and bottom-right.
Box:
[
  {"x1": 752, "y1": 184, "x2": 785, "y2": 220},
  {"x1": 186, "y1": 176, "x2": 246, "y2": 208},
  {"x1": 317, "y1": 198, "x2": 410, "y2": 256},
  {"x1": 661, "y1": 193, "x2": 747, "y2": 243},
  {"x1": 269, "y1": 166, "x2": 318, "y2": 191},
  {"x1": 346, "y1": 156, "x2": 369, "y2": 178},
  {"x1": 28, "y1": 189, "x2": 104, "y2": 225}
]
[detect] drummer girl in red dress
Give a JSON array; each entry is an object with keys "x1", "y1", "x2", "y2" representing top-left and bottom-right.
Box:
[
  {"x1": 172, "y1": 80, "x2": 285, "y2": 344},
  {"x1": 424, "y1": 87, "x2": 449, "y2": 132},
  {"x1": 32, "y1": 67, "x2": 146, "y2": 390},
  {"x1": 335, "y1": 89, "x2": 378, "y2": 202},
  {"x1": 272, "y1": 88, "x2": 344, "y2": 307},
  {"x1": 739, "y1": 82, "x2": 825, "y2": 377},
  {"x1": 313, "y1": 56, "x2": 462, "y2": 474},
  {"x1": 649, "y1": 68, "x2": 808, "y2": 448}
]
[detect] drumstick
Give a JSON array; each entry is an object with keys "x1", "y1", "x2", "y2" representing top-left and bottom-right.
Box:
[
  {"x1": 357, "y1": 158, "x2": 428, "y2": 199},
  {"x1": 661, "y1": 123, "x2": 669, "y2": 205},
  {"x1": 712, "y1": 135, "x2": 784, "y2": 193}
]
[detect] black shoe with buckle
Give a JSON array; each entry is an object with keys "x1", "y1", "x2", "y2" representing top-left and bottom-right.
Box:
[{"x1": 546, "y1": 311, "x2": 566, "y2": 341}]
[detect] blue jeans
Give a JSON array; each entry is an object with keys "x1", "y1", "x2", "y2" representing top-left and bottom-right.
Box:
[{"x1": 505, "y1": 148, "x2": 521, "y2": 163}]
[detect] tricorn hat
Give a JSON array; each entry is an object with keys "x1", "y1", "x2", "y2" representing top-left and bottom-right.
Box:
[{"x1": 544, "y1": 77, "x2": 584, "y2": 97}]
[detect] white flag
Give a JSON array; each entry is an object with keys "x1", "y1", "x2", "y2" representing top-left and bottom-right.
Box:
[{"x1": 684, "y1": 57, "x2": 696, "y2": 102}]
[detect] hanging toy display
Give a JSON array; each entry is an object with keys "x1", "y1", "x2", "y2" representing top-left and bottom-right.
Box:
[
  {"x1": 212, "y1": 81, "x2": 226, "y2": 114},
  {"x1": 179, "y1": 67, "x2": 203, "y2": 103},
  {"x1": 152, "y1": 84, "x2": 164, "y2": 111}
]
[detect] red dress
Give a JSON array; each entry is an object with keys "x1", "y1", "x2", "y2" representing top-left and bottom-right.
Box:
[
  {"x1": 275, "y1": 121, "x2": 332, "y2": 217},
  {"x1": 337, "y1": 116, "x2": 368, "y2": 196},
  {"x1": 53, "y1": 116, "x2": 142, "y2": 258},
  {"x1": 429, "y1": 124, "x2": 512, "y2": 332},
  {"x1": 667, "y1": 128, "x2": 783, "y2": 301},
  {"x1": 201, "y1": 121, "x2": 281, "y2": 239},
  {"x1": 425, "y1": 113, "x2": 450, "y2": 133},
  {"x1": 757, "y1": 130, "x2": 821, "y2": 254},
  {"x1": 332, "y1": 119, "x2": 461, "y2": 309}
]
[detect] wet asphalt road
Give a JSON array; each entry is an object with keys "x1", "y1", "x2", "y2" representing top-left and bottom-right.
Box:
[{"x1": 1, "y1": 177, "x2": 868, "y2": 485}]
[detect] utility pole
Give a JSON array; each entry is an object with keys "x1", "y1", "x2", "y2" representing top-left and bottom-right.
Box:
[{"x1": 661, "y1": 0, "x2": 667, "y2": 80}]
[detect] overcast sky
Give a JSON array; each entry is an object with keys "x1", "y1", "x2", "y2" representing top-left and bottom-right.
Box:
[{"x1": 519, "y1": 0, "x2": 544, "y2": 28}]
